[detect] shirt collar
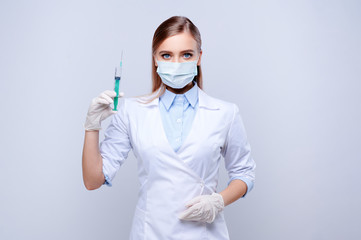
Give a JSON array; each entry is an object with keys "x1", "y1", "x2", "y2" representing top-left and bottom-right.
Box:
[
  {"x1": 140, "y1": 81, "x2": 220, "y2": 110},
  {"x1": 184, "y1": 81, "x2": 198, "y2": 108},
  {"x1": 160, "y1": 81, "x2": 198, "y2": 111}
]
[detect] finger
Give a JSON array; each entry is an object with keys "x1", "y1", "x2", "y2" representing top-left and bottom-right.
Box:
[
  {"x1": 179, "y1": 203, "x2": 202, "y2": 220},
  {"x1": 178, "y1": 207, "x2": 196, "y2": 220},
  {"x1": 99, "y1": 93, "x2": 114, "y2": 104},
  {"x1": 94, "y1": 97, "x2": 111, "y2": 105},
  {"x1": 179, "y1": 209, "x2": 202, "y2": 222},
  {"x1": 103, "y1": 90, "x2": 117, "y2": 98},
  {"x1": 118, "y1": 92, "x2": 125, "y2": 97},
  {"x1": 185, "y1": 195, "x2": 202, "y2": 208},
  {"x1": 102, "y1": 108, "x2": 117, "y2": 120}
]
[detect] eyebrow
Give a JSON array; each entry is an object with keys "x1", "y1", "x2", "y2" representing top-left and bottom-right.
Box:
[{"x1": 158, "y1": 49, "x2": 195, "y2": 54}]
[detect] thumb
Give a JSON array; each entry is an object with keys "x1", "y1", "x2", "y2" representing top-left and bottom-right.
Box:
[{"x1": 101, "y1": 108, "x2": 117, "y2": 121}]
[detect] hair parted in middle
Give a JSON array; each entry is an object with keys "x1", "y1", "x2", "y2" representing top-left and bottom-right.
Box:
[{"x1": 141, "y1": 16, "x2": 203, "y2": 102}]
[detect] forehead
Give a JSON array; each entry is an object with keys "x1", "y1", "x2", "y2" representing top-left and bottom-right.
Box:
[{"x1": 157, "y1": 32, "x2": 197, "y2": 52}]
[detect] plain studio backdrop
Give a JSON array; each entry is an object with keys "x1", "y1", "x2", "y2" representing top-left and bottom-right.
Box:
[{"x1": 1, "y1": 0, "x2": 360, "y2": 239}]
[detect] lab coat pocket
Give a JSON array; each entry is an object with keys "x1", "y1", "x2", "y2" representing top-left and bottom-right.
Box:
[{"x1": 129, "y1": 206, "x2": 146, "y2": 240}]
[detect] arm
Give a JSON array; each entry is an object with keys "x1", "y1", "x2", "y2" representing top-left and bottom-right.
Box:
[
  {"x1": 221, "y1": 104, "x2": 256, "y2": 201},
  {"x1": 82, "y1": 130, "x2": 105, "y2": 190},
  {"x1": 82, "y1": 90, "x2": 121, "y2": 190},
  {"x1": 220, "y1": 179, "x2": 247, "y2": 206}
]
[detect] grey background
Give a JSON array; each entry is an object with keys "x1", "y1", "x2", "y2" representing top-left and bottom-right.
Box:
[{"x1": 1, "y1": 0, "x2": 360, "y2": 239}]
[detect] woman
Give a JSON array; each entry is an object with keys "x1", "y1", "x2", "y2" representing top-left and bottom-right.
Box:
[{"x1": 82, "y1": 16, "x2": 256, "y2": 240}]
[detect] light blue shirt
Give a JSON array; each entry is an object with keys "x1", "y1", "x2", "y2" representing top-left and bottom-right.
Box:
[{"x1": 159, "y1": 81, "x2": 198, "y2": 152}]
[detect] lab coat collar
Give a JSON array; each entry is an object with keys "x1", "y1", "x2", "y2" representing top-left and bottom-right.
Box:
[
  {"x1": 137, "y1": 88, "x2": 160, "y2": 107},
  {"x1": 140, "y1": 84, "x2": 220, "y2": 110},
  {"x1": 198, "y1": 88, "x2": 220, "y2": 110}
]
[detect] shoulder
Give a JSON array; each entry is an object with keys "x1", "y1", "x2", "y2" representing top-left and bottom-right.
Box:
[
  {"x1": 125, "y1": 94, "x2": 158, "y2": 107},
  {"x1": 198, "y1": 88, "x2": 239, "y2": 115},
  {"x1": 116, "y1": 92, "x2": 159, "y2": 115}
]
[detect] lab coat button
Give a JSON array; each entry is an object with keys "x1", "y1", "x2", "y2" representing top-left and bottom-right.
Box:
[{"x1": 176, "y1": 118, "x2": 182, "y2": 123}]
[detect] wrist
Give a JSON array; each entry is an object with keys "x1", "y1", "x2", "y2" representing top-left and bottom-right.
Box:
[
  {"x1": 85, "y1": 128, "x2": 100, "y2": 134},
  {"x1": 84, "y1": 121, "x2": 101, "y2": 132},
  {"x1": 212, "y1": 193, "x2": 225, "y2": 210}
]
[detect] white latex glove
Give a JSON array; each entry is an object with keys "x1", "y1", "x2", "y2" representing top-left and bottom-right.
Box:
[
  {"x1": 84, "y1": 90, "x2": 124, "y2": 131},
  {"x1": 178, "y1": 193, "x2": 224, "y2": 223}
]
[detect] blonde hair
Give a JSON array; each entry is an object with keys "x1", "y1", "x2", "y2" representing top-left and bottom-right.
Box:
[{"x1": 139, "y1": 16, "x2": 203, "y2": 103}]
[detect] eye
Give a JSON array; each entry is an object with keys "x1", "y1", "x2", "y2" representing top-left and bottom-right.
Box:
[
  {"x1": 183, "y1": 53, "x2": 193, "y2": 59},
  {"x1": 162, "y1": 54, "x2": 171, "y2": 60}
]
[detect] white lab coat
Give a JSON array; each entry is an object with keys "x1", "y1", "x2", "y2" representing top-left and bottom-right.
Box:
[{"x1": 100, "y1": 87, "x2": 256, "y2": 240}]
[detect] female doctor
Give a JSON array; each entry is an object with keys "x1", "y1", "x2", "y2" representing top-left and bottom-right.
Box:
[{"x1": 82, "y1": 16, "x2": 256, "y2": 240}]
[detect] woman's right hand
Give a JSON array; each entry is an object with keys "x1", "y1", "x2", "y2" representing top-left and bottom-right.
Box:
[{"x1": 84, "y1": 90, "x2": 124, "y2": 131}]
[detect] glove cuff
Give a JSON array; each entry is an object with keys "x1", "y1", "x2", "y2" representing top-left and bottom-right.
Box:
[
  {"x1": 211, "y1": 193, "x2": 225, "y2": 211},
  {"x1": 84, "y1": 119, "x2": 101, "y2": 131}
]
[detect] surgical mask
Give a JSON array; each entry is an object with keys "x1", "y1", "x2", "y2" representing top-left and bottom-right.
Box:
[{"x1": 156, "y1": 60, "x2": 198, "y2": 89}]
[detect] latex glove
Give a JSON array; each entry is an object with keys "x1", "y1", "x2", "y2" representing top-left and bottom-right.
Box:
[
  {"x1": 84, "y1": 90, "x2": 124, "y2": 131},
  {"x1": 178, "y1": 193, "x2": 224, "y2": 223}
]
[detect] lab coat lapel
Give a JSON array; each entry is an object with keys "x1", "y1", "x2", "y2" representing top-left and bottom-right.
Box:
[
  {"x1": 140, "y1": 87, "x2": 220, "y2": 182},
  {"x1": 160, "y1": 87, "x2": 221, "y2": 181},
  {"x1": 155, "y1": 105, "x2": 203, "y2": 181}
]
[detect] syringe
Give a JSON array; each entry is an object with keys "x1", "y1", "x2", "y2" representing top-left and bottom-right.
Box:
[{"x1": 113, "y1": 51, "x2": 123, "y2": 111}]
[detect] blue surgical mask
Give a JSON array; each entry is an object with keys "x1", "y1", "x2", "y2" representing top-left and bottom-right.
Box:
[{"x1": 156, "y1": 60, "x2": 198, "y2": 89}]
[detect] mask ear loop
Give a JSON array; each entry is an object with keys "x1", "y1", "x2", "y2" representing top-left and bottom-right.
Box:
[
  {"x1": 194, "y1": 54, "x2": 201, "y2": 83},
  {"x1": 194, "y1": 64, "x2": 199, "y2": 83}
]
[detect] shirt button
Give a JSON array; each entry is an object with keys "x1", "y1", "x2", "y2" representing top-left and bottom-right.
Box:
[
  {"x1": 176, "y1": 138, "x2": 181, "y2": 142},
  {"x1": 176, "y1": 118, "x2": 182, "y2": 123}
]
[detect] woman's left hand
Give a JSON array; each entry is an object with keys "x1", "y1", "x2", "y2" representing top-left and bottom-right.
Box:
[{"x1": 178, "y1": 193, "x2": 224, "y2": 223}]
